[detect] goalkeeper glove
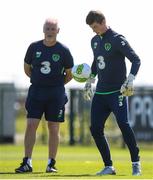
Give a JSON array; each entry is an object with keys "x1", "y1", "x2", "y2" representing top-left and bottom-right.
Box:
[
  {"x1": 84, "y1": 75, "x2": 95, "y2": 101},
  {"x1": 120, "y1": 73, "x2": 135, "y2": 96}
]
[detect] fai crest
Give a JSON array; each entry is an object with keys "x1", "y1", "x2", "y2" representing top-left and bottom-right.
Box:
[
  {"x1": 104, "y1": 43, "x2": 111, "y2": 51},
  {"x1": 52, "y1": 54, "x2": 60, "y2": 62}
]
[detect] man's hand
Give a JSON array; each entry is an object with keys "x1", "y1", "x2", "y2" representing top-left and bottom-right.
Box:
[
  {"x1": 84, "y1": 76, "x2": 95, "y2": 100},
  {"x1": 120, "y1": 73, "x2": 135, "y2": 96}
]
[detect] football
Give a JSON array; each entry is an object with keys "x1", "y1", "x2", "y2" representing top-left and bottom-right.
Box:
[{"x1": 72, "y1": 63, "x2": 91, "y2": 83}]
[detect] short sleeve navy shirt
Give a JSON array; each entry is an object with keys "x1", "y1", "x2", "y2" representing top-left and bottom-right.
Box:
[{"x1": 24, "y1": 40, "x2": 74, "y2": 87}]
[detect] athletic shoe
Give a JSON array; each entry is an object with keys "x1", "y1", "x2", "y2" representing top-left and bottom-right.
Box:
[
  {"x1": 15, "y1": 157, "x2": 32, "y2": 173},
  {"x1": 46, "y1": 159, "x2": 57, "y2": 173},
  {"x1": 132, "y1": 162, "x2": 141, "y2": 176},
  {"x1": 96, "y1": 166, "x2": 116, "y2": 175}
]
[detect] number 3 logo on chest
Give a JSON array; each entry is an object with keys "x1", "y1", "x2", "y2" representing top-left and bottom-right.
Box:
[
  {"x1": 97, "y1": 56, "x2": 105, "y2": 69},
  {"x1": 40, "y1": 61, "x2": 51, "y2": 74}
]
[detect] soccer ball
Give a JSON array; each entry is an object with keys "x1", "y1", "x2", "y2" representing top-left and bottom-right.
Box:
[{"x1": 72, "y1": 63, "x2": 91, "y2": 83}]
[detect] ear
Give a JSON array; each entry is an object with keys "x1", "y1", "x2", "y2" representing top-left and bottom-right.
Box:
[{"x1": 102, "y1": 19, "x2": 106, "y2": 25}]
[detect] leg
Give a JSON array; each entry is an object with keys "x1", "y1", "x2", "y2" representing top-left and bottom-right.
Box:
[
  {"x1": 45, "y1": 121, "x2": 60, "y2": 173},
  {"x1": 24, "y1": 118, "x2": 40, "y2": 157},
  {"x1": 15, "y1": 118, "x2": 40, "y2": 173},
  {"x1": 90, "y1": 95, "x2": 112, "y2": 166},
  {"x1": 45, "y1": 87, "x2": 65, "y2": 173},
  {"x1": 24, "y1": 96, "x2": 43, "y2": 158},
  {"x1": 110, "y1": 93, "x2": 141, "y2": 175},
  {"x1": 111, "y1": 94, "x2": 140, "y2": 162},
  {"x1": 15, "y1": 93, "x2": 43, "y2": 173},
  {"x1": 47, "y1": 121, "x2": 60, "y2": 159}
]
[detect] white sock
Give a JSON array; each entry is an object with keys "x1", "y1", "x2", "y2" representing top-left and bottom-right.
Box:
[
  {"x1": 48, "y1": 158, "x2": 55, "y2": 165},
  {"x1": 48, "y1": 159, "x2": 50, "y2": 165},
  {"x1": 106, "y1": 166, "x2": 113, "y2": 169},
  {"x1": 27, "y1": 158, "x2": 32, "y2": 167},
  {"x1": 132, "y1": 161, "x2": 140, "y2": 165}
]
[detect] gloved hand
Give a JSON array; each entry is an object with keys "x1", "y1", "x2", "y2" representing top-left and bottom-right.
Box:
[
  {"x1": 84, "y1": 76, "x2": 95, "y2": 101},
  {"x1": 120, "y1": 73, "x2": 135, "y2": 96}
]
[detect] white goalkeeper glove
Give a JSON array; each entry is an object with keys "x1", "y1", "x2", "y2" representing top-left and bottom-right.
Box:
[
  {"x1": 120, "y1": 73, "x2": 135, "y2": 96},
  {"x1": 84, "y1": 75, "x2": 95, "y2": 101}
]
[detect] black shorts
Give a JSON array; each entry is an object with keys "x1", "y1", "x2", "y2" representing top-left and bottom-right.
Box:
[{"x1": 25, "y1": 85, "x2": 67, "y2": 122}]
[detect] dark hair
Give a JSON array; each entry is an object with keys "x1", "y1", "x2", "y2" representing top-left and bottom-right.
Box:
[{"x1": 86, "y1": 10, "x2": 105, "y2": 25}]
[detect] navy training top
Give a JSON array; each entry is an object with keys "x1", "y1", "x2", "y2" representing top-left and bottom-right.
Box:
[
  {"x1": 24, "y1": 40, "x2": 74, "y2": 87},
  {"x1": 91, "y1": 28, "x2": 141, "y2": 92}
]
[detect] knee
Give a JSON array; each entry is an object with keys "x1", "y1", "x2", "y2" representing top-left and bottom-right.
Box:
[
  {"x1": 90, "y1": 125, "x2": 104, "y2": 138},
  {"x1": 118, "y1": 121, "x2": 130, "y2": 130},
  {"x1": 26, "y1": 120, "x2": 39, "y2": 132},
  {"x1": 48, "y1": 123, "x2": 60, "y2": 136}
]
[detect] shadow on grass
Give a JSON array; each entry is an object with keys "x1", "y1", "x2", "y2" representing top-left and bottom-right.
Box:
[
  {"x1": 39, "y1": 174, "x2": 127, "y2": 177},
  {"x1": 0, "y1": 172, "x2": 127, "y2": 177},
  {"x1": 0, "y1": 172, "x2": 44, "y2": 174},
  {"x1": 0, "y1": 172, "x2": 91, "y2": 176}
]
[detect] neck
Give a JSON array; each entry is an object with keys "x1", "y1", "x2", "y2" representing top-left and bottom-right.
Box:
[
  {"x1": 103, "y1": 26, "x2": 109, "y2": 34},
  {"x1": 43, "y1": 39, "x2": 57, "y2": 47}
]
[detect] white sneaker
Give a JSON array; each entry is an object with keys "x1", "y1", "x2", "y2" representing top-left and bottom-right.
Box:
[
  {"x1": 46, "y1": 164, "x2": 57, "y2": 173},
  {"x1": 46, "y1": 159, "x2": 57, "y2": 173},
  {"x1": 132, "y1": 162, "x2": 141, "y2": 176},
  {"x1": 96, "y1": 166, "x2": 116, "y2": 175}
]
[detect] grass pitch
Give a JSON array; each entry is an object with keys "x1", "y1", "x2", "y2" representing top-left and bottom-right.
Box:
[{"x1": 0, "y1": 144, "x2": 153, "y2": 179}]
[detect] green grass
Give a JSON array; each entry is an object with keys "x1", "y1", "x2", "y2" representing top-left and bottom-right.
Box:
[{"x1": 0, "y1": 144, "x2": 153, "y2": 179}]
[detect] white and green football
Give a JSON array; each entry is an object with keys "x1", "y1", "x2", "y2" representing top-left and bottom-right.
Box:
[{"x1": 72, "y1": 63, "x2": 91, "y2": 83}]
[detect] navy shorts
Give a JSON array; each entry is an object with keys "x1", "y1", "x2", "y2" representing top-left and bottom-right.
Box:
[{"x1": 25, "y1": 85, "x2": 67, "y2": 122}]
